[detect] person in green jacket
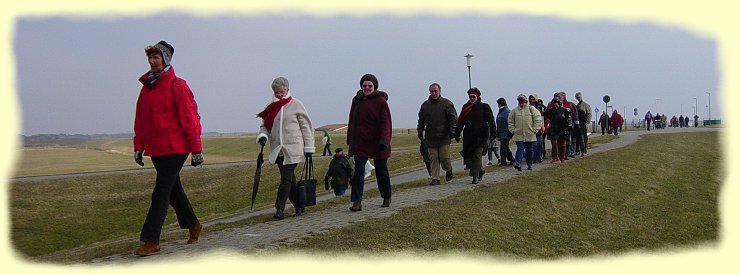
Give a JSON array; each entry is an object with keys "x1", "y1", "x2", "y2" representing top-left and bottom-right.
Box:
[
  {"x1": 321, "y1": 129, "x2": 332, "y2": 156},
  {"x1": 324, "y1": 148, "x2": 353, "y2": 196}
]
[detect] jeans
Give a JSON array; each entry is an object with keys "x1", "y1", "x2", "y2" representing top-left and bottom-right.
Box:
[
  {"x1": 334, "y1": 188, "x2": 346, "y2": 196},
  {"x1": 514, "y1": 141, "x2": 534, "y2": 168},
  {"x1": 350, "y1": 157, "x2": 391, "y2": 203},
  {"x1": 140, "y1": 153, "x2": 198, "y2": 244},
  {"x1": 533, "y1": 134, "x2": 544, "y2": 162},
  {"x1": 322, "y1": 144, "x2": 331, "y2": 156}
]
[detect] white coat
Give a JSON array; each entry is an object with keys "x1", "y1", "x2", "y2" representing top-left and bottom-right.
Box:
[{"x1": 256, "y1": 98, "x2": 315, "y2": 165}]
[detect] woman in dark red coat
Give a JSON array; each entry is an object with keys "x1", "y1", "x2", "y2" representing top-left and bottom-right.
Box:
[
  {"x1": 132, "y1": 40, "x2": 203, "y2": 256},
  {"x1": 347, "y1": 74, "x2": 392, "y2": 211},
  {"x1": 610, "y1": 110, "x2": 624, "y2": 136}
]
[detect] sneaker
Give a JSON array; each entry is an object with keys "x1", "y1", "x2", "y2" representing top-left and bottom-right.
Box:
[
  {"x1": 134, "y1": 242, "x2": 160, "y2": 256},
  {"x1": 445, "y1": 170, "x2": 453, "y2": 181}
]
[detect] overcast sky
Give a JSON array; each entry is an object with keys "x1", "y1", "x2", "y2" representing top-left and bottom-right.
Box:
[{"x1": 14, "y1": 13, "x2": 718, "y2": 135}]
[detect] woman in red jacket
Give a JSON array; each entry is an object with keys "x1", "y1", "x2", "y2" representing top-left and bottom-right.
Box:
[
  {"x1": 132, "y1": 40, "x2": 203, "y2": 256},
  {"x1": 610, "y1": 110, "x2": 624, "y2": 136},
  {"x1": 347, "y1": 74, "x2": 393, "y2": 211}
]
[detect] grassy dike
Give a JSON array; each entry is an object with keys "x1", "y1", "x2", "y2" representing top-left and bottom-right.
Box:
[{"x1": 284, "y1": 132, "x2": 720, "y2": 258}]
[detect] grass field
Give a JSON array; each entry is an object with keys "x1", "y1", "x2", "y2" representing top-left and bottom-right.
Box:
[
  {"x1": 12, "y1": 132, "x2": 432, "y2": 177},
  {"x1": 285, "y1": 132, "x2": 720, "y2": 258}
]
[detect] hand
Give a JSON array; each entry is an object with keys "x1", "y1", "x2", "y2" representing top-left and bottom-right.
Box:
[
  {"x1": 258, "y1": 137, "x2": 267, "y2": 147},
  {"x1": 417, "y1": 132, "x2": 424, "y2": 141},
  {"x1": 324, "y1": 179, "x2": 330, "y2": 190},
  {"x1": 455, "y1": 136, "x2": 461, "y2": 142},
  {"x1": 378, "y1": 142, "x2": 388, "y2": 151},
  {"x1": 134, "y1": 151, "x2": 144, "y2": 166},
  {"x1": 305, "y1": 152, "x2": 313, "y2": 158},
  {"x1": 191, "y1": 152, "x2": 204, "y2": 167}
]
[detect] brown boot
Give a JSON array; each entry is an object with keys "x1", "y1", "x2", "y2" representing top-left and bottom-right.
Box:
[
  {"x1": 349, "y1": 201, "x2": 362, "y2": 212},
  {"x1": 133, "y1": 242, "x2": 160, "y2": 256},
  {"x1": 187, "y1": 223, "x2": 203, "y2": 244}
]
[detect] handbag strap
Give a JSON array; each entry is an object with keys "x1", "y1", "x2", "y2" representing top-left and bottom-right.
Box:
[{"x1": 302, "y1": 155, "x2": 315, "y2": 180}]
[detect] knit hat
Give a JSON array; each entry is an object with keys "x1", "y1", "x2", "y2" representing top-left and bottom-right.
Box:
[
  {"x1": 145, "y1": 40, "x2": 174, "y2": 66},
  {"x1": 467, "y1": 87, "x2": 481, "y2": 97},
  {"x1": 517, "y1": 94, "x2": 528, "y2": 104},
  {"x1": 360, "y1": 74, "x2": 378, "y2": 90},
  {"x1": 335, "y1": 148, "x2": 343, "y2": 153}
]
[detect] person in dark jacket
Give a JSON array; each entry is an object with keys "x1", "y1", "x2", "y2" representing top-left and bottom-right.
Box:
[
  {"x1": 645, "y1": 111, "x2": 653, "y2": 131},
  {"x1": 543, "y1": 97, "x2": 572, "y2": 163},
  {"x1": 133, "y1": 40, "x2": 204, "y2": 256},
  {"x1": 324, "y1": 148, "x2": 353, "y2": 196},
  {"x1": 598, "y1": 111, "x2": 609, "y2": 135},
  {"x1": 454, "y1": 88, "x2": 496, "y2": 184},
  {"x1": 495, "y1": 98, "x2": 515, "y2": 167},
  {"x1": 417, "y1": 83, "x2": 457, "y2": 185},
  {"x1": 347, "y1": 73, "x2": 392, "y2": 211},
  {"x1": 574, "y1": 105, "x2": 587, "y2": 157}
]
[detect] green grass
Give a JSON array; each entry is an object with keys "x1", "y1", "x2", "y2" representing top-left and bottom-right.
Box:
[{"x1": 284, "y1": 132, "x2": 720, "y2": 258}]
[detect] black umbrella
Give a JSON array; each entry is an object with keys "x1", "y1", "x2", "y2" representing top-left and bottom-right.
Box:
[{"x1": 250, "y1": 144, "x2": 265, "y2": 210}]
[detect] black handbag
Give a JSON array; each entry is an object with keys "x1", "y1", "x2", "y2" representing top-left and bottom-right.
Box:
[{"x1": 297, "y1": 155, "x2": 317, "y2": 207}]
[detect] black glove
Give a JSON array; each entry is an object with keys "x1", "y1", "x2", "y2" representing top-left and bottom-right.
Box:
[
  {"x1": 191, "y1": 152, "x2": 204, "y2": 167},
  {"x1": 417, "y1": 132, "x2": 424, "y2": 141},
  {"x1": 324, "y1": 179, "x2": 330, "y2": 190},
  {"x1": 379, "y1": 142, "x2": 388, "y2": 151},
  {"x1": 134, "y1": 150, "x2": 144, "y2": 166},
  {"x1": 258, "y1": 137, "x2": 267, "y2": 147}
]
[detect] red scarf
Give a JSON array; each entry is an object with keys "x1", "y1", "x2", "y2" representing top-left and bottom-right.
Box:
[
  {"x1": 458, "y1": 103, "x2": 475, "y2": 122},
  {"x1": 257, "y1": 97, "x2": 292, "y2": 132}
]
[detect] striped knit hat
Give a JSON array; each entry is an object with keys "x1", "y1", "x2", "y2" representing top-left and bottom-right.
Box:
[{"x1": 145, "y1": 40, "x2": 174, "y2": 66}]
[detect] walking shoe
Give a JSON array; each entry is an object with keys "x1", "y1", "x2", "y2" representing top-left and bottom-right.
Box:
[
  {"x1": 134, "y1": 242, "x2": 160, "y2": 256},
  {"x1": 187, "y1": 223, "x2": 203, "y2": 244},
  {"x1": 551, "y1": 159, "x2": 559, "y2": 164},
  {"x1": 429, "y1": 179, "x2": 441, "y2": 186},
  {"x1": 487, "y1": 162, "x2": 493, "y2": 165},
  {"x1": 349, "y1": 202, "x2": 362, "y2": 212},
  {"x1": 498, "y1": 163, "x2": 506, "y2": 167},
  {"x1": 292, "y1": 207, "x2": 304, "y2": 217},
  {"x1": 445, "y1": 170, "x2": 453, "y2": 181},
  {"x1": 471, "y1": 177, "x2": 479, "y2": 184},
  {"x1": 273, "y1": 208, "x2": 285, "y2": 220},
  {"x1": 381, "y1": 198, "x2": 392, "y2": 207},
  {"x1": 527, "y1": 166, "x2": 532, "y2": 170},
  {"x1": 478, "y1": 170, "x2": 485, "y2": 181},
  {"x1": 514, "y1": 165, "x2": 522, "y2": 172}
]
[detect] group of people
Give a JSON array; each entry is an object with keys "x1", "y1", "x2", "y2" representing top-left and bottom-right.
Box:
[
  {"x1": 598, "y1": 109, "x2": 625, "y2": 135},
  {"x1": 645, "y1": 111, "x2": 698, "y2": 131}
]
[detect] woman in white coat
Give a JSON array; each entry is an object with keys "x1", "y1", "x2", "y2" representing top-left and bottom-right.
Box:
[
  {"x1": 256, "y1": 77, "x2": 315, "y2": 220},
  {"x1": 508, "y1": 94, "x2": 544, "y2": 171}
]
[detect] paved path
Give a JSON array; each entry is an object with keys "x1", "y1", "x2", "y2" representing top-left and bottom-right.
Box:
[{"x1": 81, "y1": 127, "x2": 718, "y2": 264}]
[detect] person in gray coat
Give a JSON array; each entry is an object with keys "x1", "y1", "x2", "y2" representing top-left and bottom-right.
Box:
[{"x1": 417, "y1": 83, "x2": 457, "y2": 185}]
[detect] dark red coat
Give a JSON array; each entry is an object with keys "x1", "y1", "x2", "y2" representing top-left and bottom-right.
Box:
[
  {"x1": 610, "y1": 113, "x2": 624, "y2": 127},
  {"x1": 134, "y1": 67, "x2": 202, "y2": 157},
  {"x1": 347, "y1": 90, "x2": 392, "y2": 159}
]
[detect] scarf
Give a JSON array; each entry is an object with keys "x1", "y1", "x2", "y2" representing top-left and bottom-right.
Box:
[
  {"x1": 142, "y1": 65, "x2": 171, "y2": 89},
  {"x1": 257, "y1": 96, "x2": 292, "y2": 132},
  {"x1": 458, "y1": 102, "x2": 476, "y2": 122}
]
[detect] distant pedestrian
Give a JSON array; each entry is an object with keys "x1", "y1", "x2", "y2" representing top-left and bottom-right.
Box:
[
  {"x1": 679, "y1": 115, "x2": 685, "y2": 128},
  {"x1": 610, "y1": 110, "x2": 624, "y2": 135},
  {"x1": 417, "y1": 83, "x2": 458, "y2": 186},
  {"x1": 454, "y1": 88, "x2": 496, "y2": 184},
  {"x1": 547, "y1": 92, "x2": 578, "y2": 160},
  {"x1": 495, "y1": 98, "x2": 516, "y2": 167},
  {"x1": 661, "y1": 114, "x2": 667, "y2": 129},
  {"x1": 694, "y1": 114, "x2": 699, "y2": 127},
  {"x1": 575, "y1": 92, "x2": 592, "y2": 154},
  {"x1": 133, "y1": 40, "x2": 204, "y2": 256},
  {"x1": 321, "y1": 129, "x2": 332, "y2": 156},
  {"x1": 543, "y1": 97, "x2": 572, "y2": 163},
  {"x1": 645, "y1": 111, "x2": 653, "y2": 131},
  {"x1": 347, "y1": 73, "x2": 393, "y2": 211},
  {"x1": 324, "y1": 148, "x2": 353, "y2": 196},
  {"x1": 256, "y1": 77, "x2": 315, "y2": 220},
  {"x1": 508, "y1": 94, "x2": 543, "y2": 171},
  {"x1": 598, "y1": 111, "x2": 609, "y2": 135}
]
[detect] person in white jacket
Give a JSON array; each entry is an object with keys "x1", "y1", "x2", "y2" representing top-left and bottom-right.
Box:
[
  {"x1": 256, "y1": 77, "x2": 315, "y2": 220},
  {"x1": 508, "y1": 94, "x2": 544, "y2": 171}
]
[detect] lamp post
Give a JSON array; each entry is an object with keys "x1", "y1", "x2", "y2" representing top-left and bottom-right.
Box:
[
  {"x1": 706, "y1": 91, "x2": 711, "y2": 122},
  {"x1": 693, "y1": 97, "x2": 697, "y2": 117},
  {"x1": 464, "y1": 53, "x2": 473, "y2": 89}
]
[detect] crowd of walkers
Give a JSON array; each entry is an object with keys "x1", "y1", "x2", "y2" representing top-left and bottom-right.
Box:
[{"x1": 133, "y1": 39, "x2": 691, "y2": 257}]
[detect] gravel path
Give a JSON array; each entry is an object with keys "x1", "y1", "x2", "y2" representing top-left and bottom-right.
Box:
[{"x1": 82, "y1": 127, "x2": 718, "y2": 264}]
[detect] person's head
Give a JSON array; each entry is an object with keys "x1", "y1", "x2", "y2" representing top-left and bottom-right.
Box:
[
  {"x1": 528, "y1": 94, "x2": 537, "y2": 105},
  {"x1": 271, "y1": 77, "x2": 290, "y2": 99},
  {"x1": 360, "y1": 74, "x2": 378, "y2": 96},
  {"x1": 429, "y1": 83, "x2": 441, "y2": 100},
  {"x1": 551, "y1": 97, "x2": 562, "y2": 108},
  {"x1": 145, "y1": 40, "x2": 174, "y2": 72},
  {"x1": 496, "y1": 97, "x2": 507, "y2": 107},
  {"x1": 334, "y1": 148, "x2": 344, "y2": 156},
  {"x1": 467, "y1": 88, "x2": 481, "y2": 103},
  {"x1": 603, "y1": 111, "x2": 607, "y2": 115},
  {"x1": 557, "y1": 91, "x2": 567, "y2": 102},
  {"x1": 517, "y1": 94, "x2": 528, "y2": 107},
  {"x1": 613, "y1": 110, "x2": 618, "y2": 114},
  {"x1": 575, "y1": 92, "x2": 583, "y2": 102}
]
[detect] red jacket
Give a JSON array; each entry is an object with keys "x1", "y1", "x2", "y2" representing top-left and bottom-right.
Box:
[
  {"x1": 610, "y1": 113, "x2": 624, "y2": 127},
  {"x1": 134, "y1": 67, "x2": 202, "y2": 157},
  {"x1": 347, "y1": 90, "x2": 392, "y2": 159}
]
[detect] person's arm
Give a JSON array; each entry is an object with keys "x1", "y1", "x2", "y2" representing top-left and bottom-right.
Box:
[
  {"x1": 172, "y1": 78, "x2": 202, "y2": 153},
  {"x1": 378, "y1": 100, "x2": 392, "y2": 150},
  {"x1": 295, "y1": 101, "x2": 316, "y2": 155}
]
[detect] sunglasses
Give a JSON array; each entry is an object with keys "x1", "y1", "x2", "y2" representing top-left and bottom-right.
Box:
[
  {"x1": 469, "y1": 95, "x2": 477, "y2": 98},
  {"x1": 362, "y1": 84, "x2": 374, "y2": 88}
]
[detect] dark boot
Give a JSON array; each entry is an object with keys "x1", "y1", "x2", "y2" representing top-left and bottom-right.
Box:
[
  {"x1": 445, "y1": 170, "x2": 453, "y2": 181},
  {"x1": 381, "y1": 198, "x2": 392, "y2": 207},
  {"x1": 273, "y1": 207, "x2": 285, "y2": 220},
  {"x1": 292, "y1": 207, "x2": 304, "y2": 217},
  {"x1": 349, "y1": 201, "x2": 362, "y2": 212}
]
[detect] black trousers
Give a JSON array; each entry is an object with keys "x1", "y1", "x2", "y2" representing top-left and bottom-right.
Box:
[
  {"x1": 140, "y1": 153, "x2": 198, "y2": 244},
  {"x1": 275, "y1": 156, "x2": 300, "y2": 211},
  {"x1": 499, "y1": 138, "x2": 515, "y2": 165}
]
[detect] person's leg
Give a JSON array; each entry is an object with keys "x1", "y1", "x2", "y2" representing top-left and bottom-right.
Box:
[
  {"x1": 582, "y1": 132, "x2": 588, "y2": 154},
  {"x1": 505, "y1": 139, "x2": 515, "y2": 164},
  {"x1": 498, "y1": 139, "x2": 508, "y2": 165},
  {"x1": 438, "y1": 144, "x2": 453, "y2": 181},
  {"x1": 350, "y1": 156, "x2": 368, "y2": 204},
  {"x1": 514, "y1": 141, "x2": 524, "y2": 169},
  {"x1": 140, "y1": 153, "x2": 188, "y2": 244},
  {"x1": 274, "y1": 157, "x2": 297, "y2": 218},
  {"x1": 525, "y1": 141, "x2": 533, "y2": 169},
  {"x1": 168, "y1": 169, "x2": 198, "y2": 231},
  {"x1": 558, "y1": 137, "x2": 567, "y2": 162},
  {"x1": 550, "y1": 139, "x2": 559, "y2": 163},
  {"x1": 428, "y1": 146, "x2": 441, "y2": 182},
  {"x1": 334, "y1": 188, "x2": 345, "y2": 196},
  {"x1": 374, "y1": 158, "x2": 392, "y2": 205}
]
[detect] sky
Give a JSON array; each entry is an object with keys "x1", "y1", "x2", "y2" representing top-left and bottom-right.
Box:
[{"x1": 13, "y1": 13, "x2": 719, "y2": 135}]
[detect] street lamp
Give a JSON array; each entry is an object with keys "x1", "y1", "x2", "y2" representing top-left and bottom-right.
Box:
[
  {"x1": 706, "y1": 91, "x2": 711, "y2": 122},
  {"x1": 464, "y1": 53, "x2": 473, "y2": 89},
  {"x1": 693, "y1": 97, "x2": 697, "y2": 117}
]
